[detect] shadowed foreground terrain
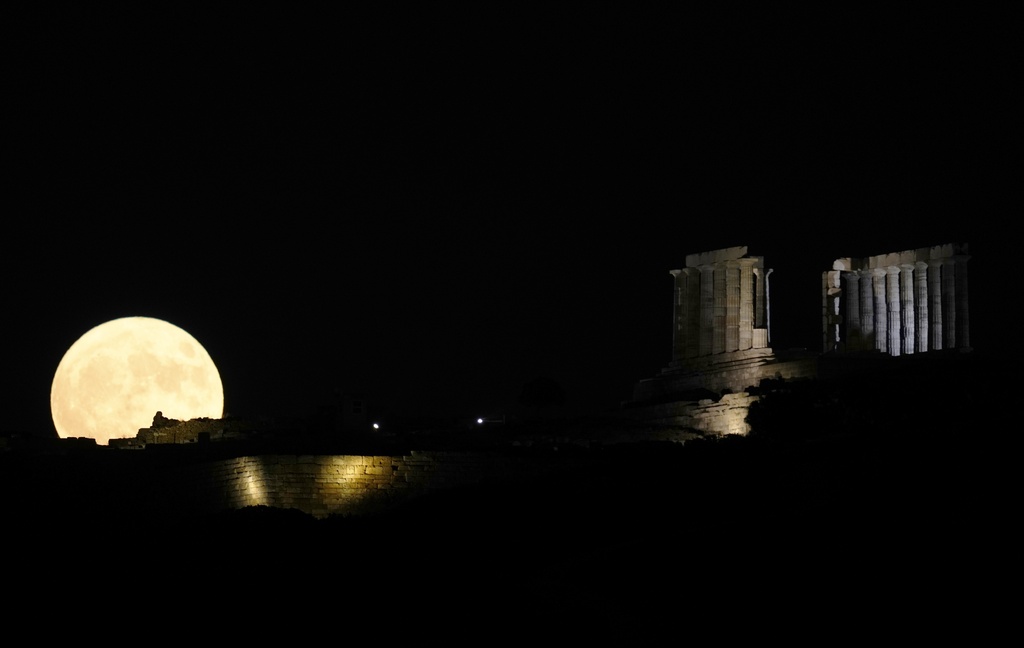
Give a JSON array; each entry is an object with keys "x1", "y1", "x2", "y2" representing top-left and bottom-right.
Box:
[{"x1": 4, "y1": 351, "x2": 1011, "y2": 635}]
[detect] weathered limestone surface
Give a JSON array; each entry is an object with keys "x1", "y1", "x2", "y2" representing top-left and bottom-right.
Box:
[
  {"x1": 671, "y1": 246, "x2": 771, "y2": 371},
  {"x1": 633, "y1": 349, "x2": 817, "y2": 400},
  {"x1": 173, "y1": 451, "x2": 569, "y2": 518},
  {"x1": 624, "y1": 392, "x2": 762, "y2": 436},
  {"x1": 0, "y1": 447, "x2": 636, "y2": 525}
]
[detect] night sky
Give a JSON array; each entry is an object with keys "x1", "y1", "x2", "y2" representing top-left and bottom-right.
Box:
[{"x1": 5, "y1": 8, "x2": 1009, "y2": 438}]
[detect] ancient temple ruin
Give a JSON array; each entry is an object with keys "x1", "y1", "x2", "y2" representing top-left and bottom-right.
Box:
[
  {"x1": 625, "y1": 242, "x2": 972, "y2": 437},
  {"x1": 668, "y1": 246, "x2": 772, "y2": 365},
  {"x1": 822, "y1": 242, "x2": 970, "y2": 355},
  {"x1": 626, "y1": 246, "x2": 817, "y2": 435}
]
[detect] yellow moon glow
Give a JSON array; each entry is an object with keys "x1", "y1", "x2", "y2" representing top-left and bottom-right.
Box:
[{"x1": 50, "y1": 316, "x2": 224, "y2": 445}]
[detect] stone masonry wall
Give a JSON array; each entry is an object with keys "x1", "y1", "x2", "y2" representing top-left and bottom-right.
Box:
[
  {"x1": 1, "y1": 449, "x2": 577, "y2": 525},
  {"x1": 172, "y1": 451, "x2": 569, "y2": 519}
]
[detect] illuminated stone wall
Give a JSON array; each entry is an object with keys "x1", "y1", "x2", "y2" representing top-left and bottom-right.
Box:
[
  {"x1": 0, "y1": 448, "x2": 579, "y2": 524},
  {"x1": 162, "y1": 450, "x2": 571, "y2": 520}
]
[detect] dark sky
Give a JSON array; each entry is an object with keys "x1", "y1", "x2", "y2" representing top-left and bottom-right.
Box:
[{"x1": 4, "y1": 8, "x2": 1011, "y2": 436}]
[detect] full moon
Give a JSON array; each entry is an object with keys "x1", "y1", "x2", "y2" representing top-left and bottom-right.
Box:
[{"x1": 50, "y1": 316, "x2": 224, "y2": 445}]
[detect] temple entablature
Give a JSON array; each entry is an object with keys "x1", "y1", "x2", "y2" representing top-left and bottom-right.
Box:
[
  {"x1": 833, "y1": 243, "x2": 969, "y2": 273},
  {"x1": 685, "y1": 245, "x2": 749, "y2": 268}
]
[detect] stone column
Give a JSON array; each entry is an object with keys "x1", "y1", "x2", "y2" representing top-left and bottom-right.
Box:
[
  {"x1": 886, "y1": 266, "x2": 901, "y2": 356},
  {"x1": 738, "y1": 259, "x2": 755, "y2": 351},
  {"x1": 713, "y1": 262, "x2": 726, "y2": 355},
  {"x1": 859, "y1": 269, "x2": 875, "y2": 351},
  {"x1": 752, "y1": 267, "x2": 771, "y2": 348},
  {"x1": 914, "y1": 261, "x2": 929, "y2": 353},
  {"x1": 899, "y1": 263, "x2": 917, "y2": 355},
  {"x1": 699, "y1": 264, "x2": 715, "y2": 357},
  {"x1": 683, "y1": 268, "x2": 701, "y2": 359},
  {"x1": 842, "y1": 271, "x2": 862, "y2": 351},
  {"x1": 943, "y1": 255, "x2": 957, "y2": 350},
  {"x1": 725, "y1": 260, "x2": 740, "y2": 353},
  {"x1": 872, "y1": 268, "x2": 888, "y2": 353},
  {"x1": 928, "y1": 259, "x2": 944, "y2": 350},
  {"x1": 670, "y1": 269, "x2": 684, "y2": 363},
  {"x1": 754, "y1": 267, "x2": 766, "y2": 329},
  {"x1": 823, "y1": 271, "x2": 841, "y2": 352},
  {"x1": 954, "y1": 253, "x2": 971, "y2": 350}
]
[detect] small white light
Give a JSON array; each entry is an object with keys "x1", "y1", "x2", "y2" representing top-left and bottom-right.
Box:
[{"x1": 477, "y1": 417, "x2": 484, "y2": 424}]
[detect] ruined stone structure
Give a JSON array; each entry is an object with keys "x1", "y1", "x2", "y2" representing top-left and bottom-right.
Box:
[
  {"x1": 626, "y1": 242, "x2": 971, "y2": 436},
  {"x1": 626, "y1": 246, "x2": 818, "y2": 434},
  {"x1": 668, "y1": 246, "x2": 772, "y2": 364},
  {"x1": 822, "y1": 242, "x2": 970, "y2": 355}
]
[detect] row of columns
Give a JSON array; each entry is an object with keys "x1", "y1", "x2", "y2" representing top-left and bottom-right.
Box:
[
  {"x1": 671, "y1": 257, "x2": 771, "y2": 364},
  {"x1": 823, "y1": 252, "x2": 970, "y2": 355}
]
